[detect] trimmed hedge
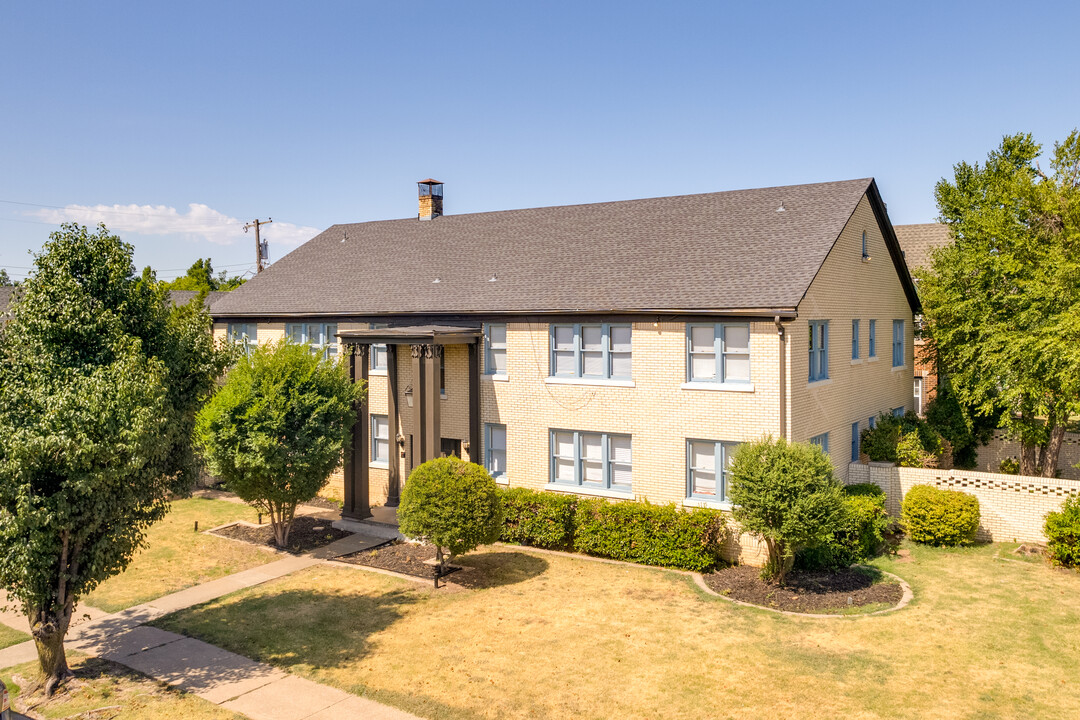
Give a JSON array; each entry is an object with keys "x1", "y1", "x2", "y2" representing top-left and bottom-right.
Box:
[
  {"x1": 796, "y1": 484, "x2": 890, "y2": 570},
  {"x1": 500, "y1": 487, "x2": 577, "y2": 550},
  {"x1": 901, "y1": 484, "x2": 980, "y2": 546},
  {"x1": 572, "y1": 498, "x2": 728, "y2": 571},
  {"x1": 1045, "y1": 495, "x2": 1080, "y2": 568},
  {"x1": 496, "y1": 488, "x2": 729, "y2": 572}
]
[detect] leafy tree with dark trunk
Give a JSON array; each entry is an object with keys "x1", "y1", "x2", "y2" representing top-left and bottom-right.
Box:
[
  {"x1": 920, "y1": 132, "x2": 1080, "y2": 476},
  {"x1": 728, "y1": 437, "x2": 846, "y2": 584},
  {"x1": 162, "y1": 258, "x2": 246, "y2": 292},
  {"x1": 0, "y1": 268, "x2": 12, "y2": 286},
  {"x1": 0, "y1": 224, "x2": 229, "y2": 695},
  {"x1": 195, "y1": 340, "x2": 362, "y2": 547}
]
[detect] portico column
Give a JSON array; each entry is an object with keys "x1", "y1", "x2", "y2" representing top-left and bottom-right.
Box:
[
  {"x1": 386, "y1": 344, "x2": 401, "y2": 507},
  {"x1": 468, "y1": 340, "x2": 481, "y2": 463},
  {"x1": 411, "y1": 343, "x2": 442, "y2": 463},
  {"x1": 343, "y1": 344, "x2": 372, "y2": 520}
]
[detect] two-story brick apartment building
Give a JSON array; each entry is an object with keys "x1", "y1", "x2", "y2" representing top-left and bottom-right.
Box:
[{"x1": 211, "y1": 178, "x2": 918, "y2": 558}]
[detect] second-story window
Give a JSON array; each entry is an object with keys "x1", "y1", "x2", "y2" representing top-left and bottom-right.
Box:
[
  {"x1": 286, "y1": 323, "x2": 338, "y2": 360},
  {"x1": 852, "y1": 319, "x2": 860, "y2": 360},
  {"x1": 227, "y1": 322, "x2": 258, "y2": 354},
  {"x1": 892, "y1": 319, "x2": 905, "y2": 367},
  {"x1": 484, "y1": 323, "x2": 507, "y2": 375},
  {"x1": 550, "y1": 323, "x2": 632, "y2": 380},
  {"x1": 868, "y1": 319, "x2": 877, "y2": 358},
  {"x1": 808, "y1": 321, "x2": 829, "y2": 382},
  {"x1": 370, "y1": 323, "x2": 388, "y2": 371},
  {"x1": 686, "y1": 323, "x2": 750, "y2": 384}
]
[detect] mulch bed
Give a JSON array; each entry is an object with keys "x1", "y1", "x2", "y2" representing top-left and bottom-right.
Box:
[
  {"x1": 211, "y1": 516, "x2": 352, "y2": 555},
  {"x1": 702, "y1": 564, "x2": 902, "y2": 614},
  {"x1": 337, "y1": 540, "x2": 461, "y2": 580}
]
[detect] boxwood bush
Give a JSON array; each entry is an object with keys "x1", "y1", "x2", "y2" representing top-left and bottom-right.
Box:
[
  {"x1": 500, "y1": 487, "x2": 577, "y2": 550},
  {"x1": 1045, "y1": 495, "x2": 1080, "y2": 568},
  {"x1": 860, "y1": 411, "x2": 944, "y2": 467},
  {"x1": 571, "y1": 498, "x2": 728, "y2": 572},
  {"x1": 901, "y1": 484, "x2": 980, "y2": 546},
  {"x1": 796, "y1": 483, "x2": 890, "y2": 570}
]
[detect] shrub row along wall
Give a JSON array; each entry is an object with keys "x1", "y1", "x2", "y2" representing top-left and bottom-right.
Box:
[
  {"x1": 974, "y1": 429, "x2": 1080, "y2": 481},
  {"x1": 848, "y1": 462, "x2": 1080, "y2": 543}
]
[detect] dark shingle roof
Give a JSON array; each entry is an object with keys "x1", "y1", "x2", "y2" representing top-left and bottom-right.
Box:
[
  {"x1": 895, "y1": 223, "x2": 950, "y2": 273},
  {"x1": 168, "y1": 290, "x2": 230, "y2": 310},
  {"x1": 0, "y1": 286, "x2": 12, "y2": 312},
  {"x1": 203, "y1": 178, "x2": 890, "y2": 317}
]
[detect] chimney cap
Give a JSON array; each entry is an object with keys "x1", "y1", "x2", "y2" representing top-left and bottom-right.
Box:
[{"x1": 417, "y1": 178, "x2": 443, "y2": 185}]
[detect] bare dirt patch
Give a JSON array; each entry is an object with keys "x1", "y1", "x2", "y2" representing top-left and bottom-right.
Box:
[
  {"x1": 337, "y1": 540, "x2": 461, "y2": 580},
  {"x1": 702, "y1": 564, "x2": 902, "y2": 614},
  {"x1": 211, "y1": 516, "x2": 351, "y2": 555}
]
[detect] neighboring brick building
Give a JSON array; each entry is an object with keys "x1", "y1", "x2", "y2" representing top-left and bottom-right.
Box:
[
  {"x1": 211, "y1": 178, "x2": 919, "y2": 561},
  {"x1": 894, "y1": 223, "x2": 951, "y2": 412}
]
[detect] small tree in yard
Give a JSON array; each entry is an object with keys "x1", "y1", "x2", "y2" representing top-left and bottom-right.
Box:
[
  {"x1": 196, "y1": 340, "x2": 363, "y2": 547},
  {"x1": 0, "y1": 224, "x2": 229, "y2": 695},
  {"x1": 728, "y1": 437, "x2": 846, "y2": 584},
  {"x1": 398, "y1": 457, "x2": 503, "y2": 577}
]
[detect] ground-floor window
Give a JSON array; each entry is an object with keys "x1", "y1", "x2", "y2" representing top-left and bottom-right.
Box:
[
  {"x1": 914, "y1": 377, "x2": 923, "y2": 415},
  {"x1": 687, "y1": 440, "x2": 739, "y2": 503},
  {"x1": 810, "y1": 432, "x2": 829, "y2": 455},
  {"x1": 371, "y1": 415, "x2": 389, "y2": 465},
  {"x1": 550, "y1": 429, "x2": 632, "y2": 491},
  {"x1": 851, "y1": 421, "x2": 860, "y2": 462},
  {"x1": 892, "y1": 406, "x2": 904, "y2": 418},
  {"x1": 286, "y1": 322, "x2": 339, "y2": 360},
  {"x1": 485, "y1": 423, "x2": 506, "y2": 480}
]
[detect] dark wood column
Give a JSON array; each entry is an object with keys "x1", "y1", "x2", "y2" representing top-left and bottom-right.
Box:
[
  {"x1": 343, "y1": 344, "x2": 372, "y2": 520},
  {"x1": 386, "y1": 344, "x2": 401, "y2": 507},
  {"x1": 468, "y1": 340, "x2": 481, "y2": 464},
  {"x1": 411, "y1": 343, "x2": 441, "y2": 463}
]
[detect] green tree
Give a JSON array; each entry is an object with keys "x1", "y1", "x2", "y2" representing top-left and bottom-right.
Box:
[
  {"x1": 728, "y1": 437, "x2": 846, "y2": 584},
  {"x1": 398, "y1": 457, "x2": 503, "y2": 576},
  {"x1": 0, "y1": 268, "x2": 11, "y2": 286},
  {"x1": 162, "y1": 258, "x2": 245, "y2": 292},
  {"x1": 0, "y1": 224, "x2": 229, "y2": 695},
  {"x1": 921, "y1": 132, "x2": 1080, "y2": 476},
  {"x1": 195, "y1": 340, "x2": 362, "y2": 547}
]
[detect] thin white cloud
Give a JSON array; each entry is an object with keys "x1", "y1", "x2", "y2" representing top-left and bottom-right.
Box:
[{"x1": 31, "y1": 203, "x2": 319, "y2": 249}]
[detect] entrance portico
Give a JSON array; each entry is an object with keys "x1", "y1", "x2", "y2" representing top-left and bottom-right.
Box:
[{"x1": 337, "y1": 325, "x2": 483, "y2": 521}]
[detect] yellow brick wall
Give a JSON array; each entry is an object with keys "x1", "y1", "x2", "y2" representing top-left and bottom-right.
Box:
[{"x1": 790, "y1": 195, "x2": 916, "y2": 480}]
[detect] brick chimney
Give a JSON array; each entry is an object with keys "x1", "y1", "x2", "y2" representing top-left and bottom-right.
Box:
[{"x1": 418, "y1": 179, "x2": 443, "y2": 221}]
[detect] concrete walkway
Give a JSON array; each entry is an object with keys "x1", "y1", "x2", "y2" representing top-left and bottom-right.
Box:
[{"x1": 0, "y1": 533, "x2": 414, "y2": 720}]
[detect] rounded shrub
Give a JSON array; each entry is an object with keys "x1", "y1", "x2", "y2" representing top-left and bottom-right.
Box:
[
  {"x1": 796, "y1": 484, "x2": 890, "y2": 571},
  {"x1": 398, "y1": 457, "x2": 503, "y2": 572},
  {"x1": 901, "y1": 485, "x2": 980, "y2": 546},
  {"x1": 1045, "y1": 495, "x2": 1080, "y2": 568}
]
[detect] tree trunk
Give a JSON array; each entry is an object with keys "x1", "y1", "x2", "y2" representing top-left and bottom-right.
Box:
[
  {"x1": 30, "y1": 610, "x2": 72, "y2": 696},
  {"x1": 1020, "y1": 442, "x2": 1037, "y2": 476},
  {"x1": 1041, "y1": 424, "x2": 1066, "y2": 478}
]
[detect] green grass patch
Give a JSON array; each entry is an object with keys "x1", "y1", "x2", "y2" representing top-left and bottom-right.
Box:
[
  {"x1": 0, "y1": 622, "x2": 28, "y2": 651},
  {"x1": 86, "y1": 497, "x2": 274, "y2": 613}
]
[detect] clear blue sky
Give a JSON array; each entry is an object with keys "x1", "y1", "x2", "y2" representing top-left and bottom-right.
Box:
[{"x1": 2, "y1": 1, "x2": 1078, "y2": 282}]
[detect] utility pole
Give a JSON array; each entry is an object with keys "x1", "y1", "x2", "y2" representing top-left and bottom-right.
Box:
[{"x1": 244, "y1": 218, "x2": 272, "y2": 272}]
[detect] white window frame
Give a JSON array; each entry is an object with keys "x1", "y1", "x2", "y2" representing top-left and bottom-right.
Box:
[
  {"x1": 809, "y1": 321, "x2": 829, "y2": 382},
  {"x1": 915, "y1": 377, "x2": 924, "y2": 415},
  {"x1": 285, "y1": 322, "x2": 339, "y2": 361},
  {"x1": 549, "y1": 429, "x2": 632, "y2": 492},
  {"x1": 485, "y1": 423, "x2": 507, "y2": 481},
  {"x1": 370, "y1": 323, "x2": 388, "y2": 372},
  {"x1": 549, "y1": 323, "x2": 632, "y2": 380},
  {"x1": 370, "y1": 414, "x2": 390, "y2": 466},
  {"x1": 685, "y1": 323, "x2": 751, "y2": 385},
  {"x1": 686, "y1": 439, "x2": 739, "y2": 505},
  {"x1": 484, "y1": 323, "x2": 507, "y2": 376}
]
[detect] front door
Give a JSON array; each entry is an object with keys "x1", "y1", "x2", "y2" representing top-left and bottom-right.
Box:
[{"x1": 441, "y1": 438, "x2": 462, "y2": 458}]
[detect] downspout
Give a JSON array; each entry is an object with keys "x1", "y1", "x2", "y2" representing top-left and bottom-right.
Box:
[{"x1": 775, "y1": 315, "x2": 786, "y2": 441}]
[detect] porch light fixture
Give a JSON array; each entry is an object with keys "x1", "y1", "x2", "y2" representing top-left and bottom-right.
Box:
[{"x1": 404, "y1": 384, "x2": 414, "y2": 407}]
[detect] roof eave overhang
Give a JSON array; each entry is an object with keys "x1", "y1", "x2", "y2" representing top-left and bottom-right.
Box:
[
  {"x1": 866, "y1": 179, "x2": 922, "y2": 313},
  {"x1": 212, "y1": 307, "x2": 801, "y2": 321}
]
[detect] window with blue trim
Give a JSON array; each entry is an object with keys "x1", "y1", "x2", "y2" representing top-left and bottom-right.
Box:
[
  {"x1": 550, "y1": 323, "x2": 631, "y2": 380},
  {"x1": 371, "y1": 415, "x2": 389, "y2": 465},
  {"x1": 868, "y1": 319, "x2": 876, "y2": 358},
  {"x1": 485, "y1": 423, "x2": 506, "y2": 479},
  {"x1": 286, "y1": 322, "x2": 338, "y2": 360},
  {"x1": 892, "y1": 406, "x2": 904, "y2": 418},
  {"x1": 892, "y1": 319, "x2": 905, "y2": 367},
  {"x1": 550, "y1": 429, "x2": 631, "y2": 491},
  {"x1": 851, "y1": 421, "x2": 860, "y2": 462},
  {"x1": 808, "y1": 321, "x2": 829, "y2": 381},
  {"x1": 370, "y1": 323, "x2": 388, "y2": 371},
  {"x1": 869, "y1": 416, "x2": 876, "y2": 429},
  {"x1": 227, "y1": 322, "x2": 258, "y2": 354},
  {"x1": 686, "y1": 323, "x2": 750, "y2": 383},
  {"x1": 852, "y1": 319, "x2": 860, "y2": 360},
  {"x1": 810, "y1": 432, "x2": 829, "y2": 455},
  {"x1": 687, "y1": 440, "x2": 739, "y2": 503},
  {"x1": 484, "y1": 323, "x2": 507, "y2": 375},
  {"x1": 861, "y1": 230, "x2": 868, "y2": 259}
]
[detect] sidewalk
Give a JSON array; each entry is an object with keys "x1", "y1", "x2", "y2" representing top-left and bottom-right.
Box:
[{"x1": 1, "y1": 533, "x2": 415, "y2": 720}]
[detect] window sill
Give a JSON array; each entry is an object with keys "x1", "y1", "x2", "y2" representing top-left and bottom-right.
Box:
[
  {"x1": 492, "y1": 476, "x2": 510, "y2": 486},
  {"x1": 808, "y1": 378, "x2": 833, "y2": 388},
  {"x1": 850, "y1": 358, "x2": 863, "y2": 365},
  {"x1": 545, "y1": 483, "x2": 633, "y2": 499},
  {"x1": 482, "y1": 374, "x2": 510, "y2": 383},
  {"x1": 369, "y1": 369, "x2": 388, "y2": 376},
  {"x1": 867, "y1": 356, "x2": 879, "y2": 363},
  {"x1": 891, "y1": 365, "x2": 908, "y2": 373},
  {"x1": 683, "y1": 498, "x2": 733, "y2": 511},
  {"x1": 369, "y1": 462, "x2": 389, "y2": 469},
  {"x1": 680, "y1": 381, "x2": 754, "y2": 393},
  {"x1": 545, "y1": 376, "x2": 635, "y2": 388}
]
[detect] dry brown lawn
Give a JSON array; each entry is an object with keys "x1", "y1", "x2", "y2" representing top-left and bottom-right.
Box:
[{"x1": 154, "y1": 542, "x2": 1080, "y2": 720}]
